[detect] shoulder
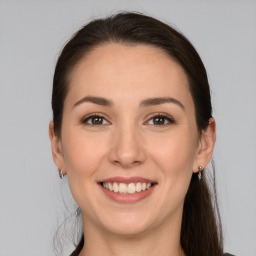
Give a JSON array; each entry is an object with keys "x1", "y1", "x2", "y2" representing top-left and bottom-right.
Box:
[
  {"x1": 69, "y1": 250, "x2": 236, "y2": 256},
  {"x1": 70, "y1": 235, "x2": 84, "y2": 256}
]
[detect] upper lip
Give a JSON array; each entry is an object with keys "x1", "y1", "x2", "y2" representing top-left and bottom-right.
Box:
[{"x1": 99, "y1": 176, "x2": 157, "y2": 184}]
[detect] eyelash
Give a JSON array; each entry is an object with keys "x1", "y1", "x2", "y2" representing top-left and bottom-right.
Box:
[
  {"x1": 146, "y1": 113, "x2": 175, "y2": 126},
  {"x1": 81, "y1": 113, "x2": 109, "y2": 125},
  {"x1": 81, "y1": 113, "x2": 175, "y2": 126}
]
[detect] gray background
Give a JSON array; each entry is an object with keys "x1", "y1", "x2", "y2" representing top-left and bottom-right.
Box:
[{"x1": 0, "y1": 1, "x2": 255, "y2": 255}]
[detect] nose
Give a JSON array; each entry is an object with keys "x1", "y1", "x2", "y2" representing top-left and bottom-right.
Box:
[{"x1": 109, "y1": 125, "x2": 146, "y2": 168}]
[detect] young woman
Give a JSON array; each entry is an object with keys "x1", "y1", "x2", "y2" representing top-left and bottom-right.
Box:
[{"x1": 49, "y1": 12, "x2": 234, "y2": 256}]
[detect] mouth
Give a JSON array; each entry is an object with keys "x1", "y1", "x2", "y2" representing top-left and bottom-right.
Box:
[
  {"x1": 99, "y1": 181, "x2": 156, "y2": 195},
  {"x1": 98, "y1": 177, "x2": 157, "y2": 203}
]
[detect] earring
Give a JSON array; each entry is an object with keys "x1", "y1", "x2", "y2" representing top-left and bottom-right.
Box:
[
  {"x1": 76, "y1": 207, "x2": 81, "y2": 217},
  {"x1": 198, "y1": 166, "x2": 203, "y2": 181},
  {"x1": 59, "y1": 169, "x2": 64, "y2": 179}
]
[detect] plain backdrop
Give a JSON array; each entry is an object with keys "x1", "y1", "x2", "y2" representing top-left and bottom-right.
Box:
[{"x1": 0, "y1": 1, "x2": 255, "y2": 255}]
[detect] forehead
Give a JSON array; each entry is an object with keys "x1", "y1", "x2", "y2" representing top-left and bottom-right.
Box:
[{"x1": 67, "y1": 43, "x2": 193, "y2": 107}]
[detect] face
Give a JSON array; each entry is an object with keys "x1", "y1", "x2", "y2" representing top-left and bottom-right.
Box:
[{"x1": 50, "y1": 43, "x2": 215, "y2": 237}]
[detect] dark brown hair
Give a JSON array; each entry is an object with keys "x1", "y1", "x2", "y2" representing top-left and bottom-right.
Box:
[{"x1": 52, "y1": 12, "x2": 223, "y2": 256}]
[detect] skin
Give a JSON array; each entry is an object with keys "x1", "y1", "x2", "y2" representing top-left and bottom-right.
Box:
[{"x1": 49, "y1": 43, "x2": 216, "y2": 256}]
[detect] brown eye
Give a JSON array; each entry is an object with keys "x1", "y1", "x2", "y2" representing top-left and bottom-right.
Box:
[
  {"x1": 153, "y1": 116, "x2": 165, "y2": 125},
  {"x1": 91, "y1": 116, "x2": 103, "y2": 125},
  {"x1": 82, "y1": 114, "x2": 109, "y2": 125},
  {"x1": 147, "y1": 114, "x2": 175, "y2": 126}
]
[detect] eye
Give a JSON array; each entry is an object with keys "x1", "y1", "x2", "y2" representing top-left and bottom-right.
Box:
[
  {"x1": 146, "y1": 114, "x2": 175, "y2": 126},
  {"x1": 81, "y1": 113, "x2": 110, "y2": 125}
]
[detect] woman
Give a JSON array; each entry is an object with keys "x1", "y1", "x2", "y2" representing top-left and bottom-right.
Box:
[{"x1": 49, "y1": 12, "x2": 234, "y2": 256}]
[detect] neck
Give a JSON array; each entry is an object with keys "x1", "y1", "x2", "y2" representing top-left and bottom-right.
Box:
[{"x1": 79, "y1": 214, "x2": 185, "y2": 256}]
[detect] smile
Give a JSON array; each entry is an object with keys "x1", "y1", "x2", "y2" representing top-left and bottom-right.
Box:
[
  {"x1": 101, "y1": 182, "x2": 153, "y2": 194},
  {"x1": 99, "y1": 177, "x2": 157, "y2": 203}
]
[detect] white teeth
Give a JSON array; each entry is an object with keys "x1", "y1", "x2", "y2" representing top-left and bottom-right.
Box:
[
  {"x1": 113, "y1": 182, "x2": 119, "y2": 192},
  {"x1": 127, "y1": 183, "x2": 136, "y2": 194},
  {"x1": 119, "y1": 183, "x2": 126, "y2": 194},
  {"x1": 135, "y1": 183, "x2": 142, "y2": 192},
  {"x1": 102, "y1": 182, "x2": 153, "y2": 194}
]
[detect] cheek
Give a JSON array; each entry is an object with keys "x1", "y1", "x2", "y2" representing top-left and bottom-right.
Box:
[
  {"x1": 149, "y1": 130, "x2": 198, "y2": 174},
  {"x1": 148, "y1": 129, "x2": 198, "y2": 201},
  {"x1": 61, "y1": 129, "x2": 109, "y2": 213},
  {"x1": 137, "y1": 130, "x2": 198, "y2": 224},
  {"x1": 62, "y1": 129, "x2": 107, "y2": 175}
]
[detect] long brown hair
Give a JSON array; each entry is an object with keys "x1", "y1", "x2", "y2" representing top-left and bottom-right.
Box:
[{"x1": 52, "y1": 12, "x2": 223, "y2": 256}]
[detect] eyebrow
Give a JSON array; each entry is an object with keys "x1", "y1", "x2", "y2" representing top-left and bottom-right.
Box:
[
  {"x1": 73, "y1": 96, "x2": 113, "y2": 108},
  {"x1": 73, "y1": 95, "x2": 185, "y2": 110},
  {"x1": 140, "y1": 97, "x2": 185, "y2": 110}
]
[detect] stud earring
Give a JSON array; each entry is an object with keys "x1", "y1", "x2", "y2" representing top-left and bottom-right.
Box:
[
  {"x1": 198, "y1": 166, "x2": 203, "y2": 181},
  {"x1": 59, "y1": 169, "x2": 64, "y2": 179}
]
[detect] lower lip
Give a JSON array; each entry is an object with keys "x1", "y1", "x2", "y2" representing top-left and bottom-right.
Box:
[{"x1": 99, "y1": 184, "x2": 156, "y2": 203}]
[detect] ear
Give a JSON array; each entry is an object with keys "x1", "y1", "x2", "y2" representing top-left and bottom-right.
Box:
[
  {"x1": 193, "y1": 118, "x2": 216, "y2": 173},
  {"x1": 49, "y1": 121, "x2": 66, "y2": 175}
]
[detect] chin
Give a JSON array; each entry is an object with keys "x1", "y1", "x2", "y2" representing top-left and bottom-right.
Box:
[
  {"x1": 105, "y1": 223, "x2": 151, "y2": 237},
  {"x1": 98, "y1": 211, "x2": 156, "y2": 237}
]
